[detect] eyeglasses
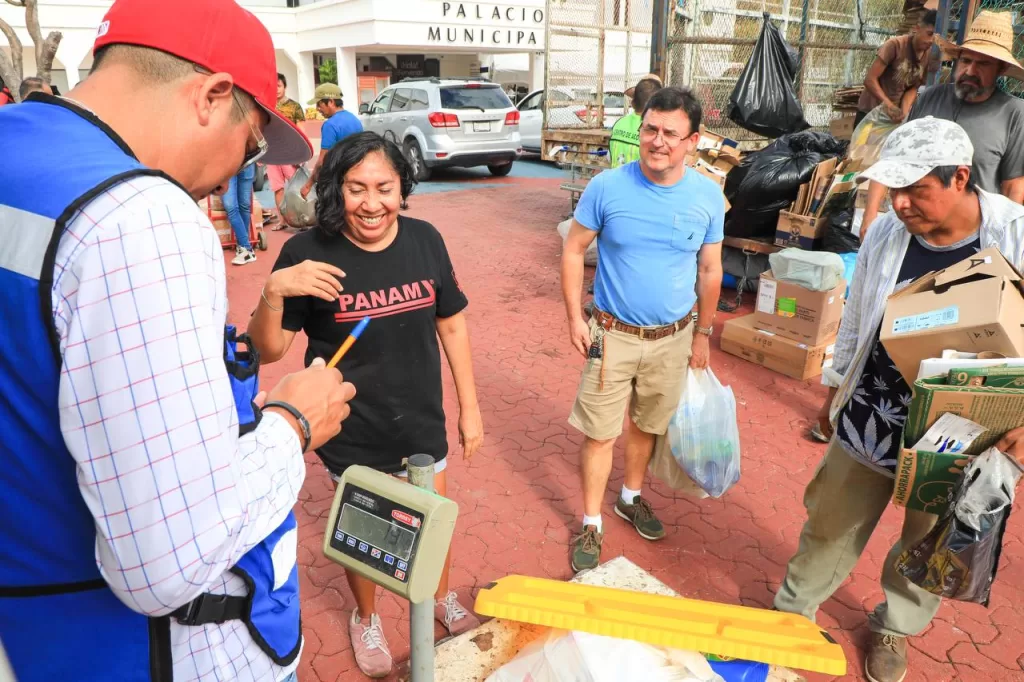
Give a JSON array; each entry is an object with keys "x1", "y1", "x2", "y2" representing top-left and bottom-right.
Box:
[
  {"x1": 193, "y1": 65, "x2": 268, "y2": 171},
  {"x1": 639, "y1": 124, "x2": 685, "y2": 148},
  {"x1": 232, "y1": 89, "x2": 268, "y2": 170}
]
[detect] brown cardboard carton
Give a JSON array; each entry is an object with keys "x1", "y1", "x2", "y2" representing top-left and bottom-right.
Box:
[
  {"x1": 774, "y1": 211, "x2": 823, "y2": 250},
  {"x1": 754, "y1": 271, "x2": 846, "y2": 345},
  {"x1": 903, "y1": 376, "x2": 1024, "y2": 454},
  {"x1": 721, "y1": 314, "x2": 836, "y2": 381},
  {"x1": 829, "y1": 114, "x2": 857, "y2": 141},
  {"x1": 880, "y1": 247, "x2": 1024, "y2": 383},
  {"x1": 691, "y1": 164, "x2": 731, "y2": 212},
  {"x1": 892, "y1": 448, "x2": 973, "y2": 516}
]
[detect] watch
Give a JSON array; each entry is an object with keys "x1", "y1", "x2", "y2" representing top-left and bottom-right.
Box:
[{"x1": 695, "y1": 324, "x2": 713, "y2": 337}]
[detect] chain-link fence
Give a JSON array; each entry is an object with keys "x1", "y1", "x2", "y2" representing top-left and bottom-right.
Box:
[
  {"x1": 667, "y1": 0, "x2": 906, "y2": 141},
  {"x1": 544, "y1": 0, "x2": 654, "y2": 130},
  {"x1": 939, "y1": 1, "x2": 1024, "y2": 96}
]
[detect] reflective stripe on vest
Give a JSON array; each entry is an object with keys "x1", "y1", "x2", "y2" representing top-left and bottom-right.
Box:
[{"x1": 0, "y1": 96, "x2": 300, "y2": 680}]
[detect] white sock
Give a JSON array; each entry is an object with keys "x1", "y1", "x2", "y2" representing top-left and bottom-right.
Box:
[
  {"x1": 621, "y1": 486, "x2": 641, "y2": 505},
  {"x1": 582, "y1": 514, "x2": 603, "y2": 532}
]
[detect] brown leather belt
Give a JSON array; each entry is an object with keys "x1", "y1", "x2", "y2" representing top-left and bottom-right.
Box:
[{"x1": 592, "y1": 308, "x2": 694, "y2": 340}]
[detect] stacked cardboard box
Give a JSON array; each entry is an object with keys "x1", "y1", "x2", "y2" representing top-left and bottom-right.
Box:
[
  {"x1": 685, "y1": 126, "x2": 741, "y2": 211},
  {"x1": 774, "y1": 158, "x2": 858, "y2": 250},
  {"x1": 721, "y1": 270, "x2": 846, "y2": 381},
  {"x1": 880, "y1": 247, "x2": 1024, "y2": 515}
]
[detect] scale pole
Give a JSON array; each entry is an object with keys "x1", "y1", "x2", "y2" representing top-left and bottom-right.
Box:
[{"x1": 406, "y1": 454, "x2": 436, "y2": 682}]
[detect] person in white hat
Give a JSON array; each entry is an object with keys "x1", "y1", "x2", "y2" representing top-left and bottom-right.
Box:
[
  {"x1": 775, "y1": 116, "x2": 1024, "y2": 682},
  {"x1": 861, "y1": 10, "x2": 1024, "y2": 238}
]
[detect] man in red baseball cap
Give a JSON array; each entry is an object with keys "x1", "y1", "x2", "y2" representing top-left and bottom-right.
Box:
[{"x1": 0, "y1": 1, "x2": 354, "y2": 681}]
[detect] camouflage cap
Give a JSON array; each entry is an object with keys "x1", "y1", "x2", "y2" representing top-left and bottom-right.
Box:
[{"x1": 858, "y1": 116, "x2": 974, "y2": 189}]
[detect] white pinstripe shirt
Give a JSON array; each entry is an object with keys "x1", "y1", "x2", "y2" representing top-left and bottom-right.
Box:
[
  {"x1": 52, "y1": 175, "x2": 303, "y2": 681},
  {"x1": 825, "y1": 189, "x2": 1024, "y2": 472}
]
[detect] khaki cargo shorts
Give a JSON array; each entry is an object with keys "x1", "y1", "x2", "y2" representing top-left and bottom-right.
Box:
[{"x1": 568, "y1": 316, "x2": 694, "y2": 441}]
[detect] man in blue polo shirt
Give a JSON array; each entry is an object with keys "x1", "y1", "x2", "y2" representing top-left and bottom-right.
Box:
[
  {"x1": 561, "y1": 86, "x2": 725, "y2": 572},
  {"x1": 301, "y1": 82, "x2": 363, "y2": 198}
]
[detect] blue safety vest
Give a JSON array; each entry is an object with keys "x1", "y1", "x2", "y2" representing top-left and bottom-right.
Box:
[{"x1": 0, "y1": 96, "x2": 301, "y2": 681}]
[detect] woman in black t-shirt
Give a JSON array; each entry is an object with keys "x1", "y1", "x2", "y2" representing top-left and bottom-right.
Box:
[{"x1": 248, "y1": 132, "x2": 484, "y2": 678}]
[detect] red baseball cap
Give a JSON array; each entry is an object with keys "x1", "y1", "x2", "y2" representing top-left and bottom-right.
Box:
[{"x1": 93, "y1": 0, "x2": 312, "y2": 165}]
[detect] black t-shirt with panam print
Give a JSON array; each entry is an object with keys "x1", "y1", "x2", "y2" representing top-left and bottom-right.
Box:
[
  {"x1": 837, "y1": 232, "x2": 980, "y2": 473},
  {"x1": 273, "y1": 216, "x2": 468, "y2": 475}
]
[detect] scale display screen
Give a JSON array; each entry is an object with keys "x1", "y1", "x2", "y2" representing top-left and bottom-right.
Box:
[
  {"x1": 338, "y1": 503, "x2": 416, "y2": 562},
  {"x1": 323, "y1": 467, "x2": 458, "y2": 600}
]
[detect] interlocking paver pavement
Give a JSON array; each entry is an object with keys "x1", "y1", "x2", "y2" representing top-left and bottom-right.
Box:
[{"x1": 228, "y1": 174, "x2": 1024, "y2": 682}]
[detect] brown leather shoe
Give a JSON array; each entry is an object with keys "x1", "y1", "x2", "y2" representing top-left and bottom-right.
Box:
[{"x1": 865, "y1": 633, "x2": 908, "y2": 682}]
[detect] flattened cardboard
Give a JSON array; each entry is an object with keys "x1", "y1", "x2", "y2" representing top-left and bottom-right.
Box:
[
  {"x1": 754, "y1": 271, "x2": 846, "y2": 345},
  {"x1": 904, "y1": 376, "x2": 1024, "y2": 454},
  {"x1": 721, "y1": 314, "x2": 836, "y2": 381},
  {"x1": 880, "y1": 247, "x2": 1024, "y2": 384}
]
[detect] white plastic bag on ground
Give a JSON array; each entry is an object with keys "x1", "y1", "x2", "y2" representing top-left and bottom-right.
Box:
[
  {"x1": 280, "y1": 165, "x2": 317, "y2": 228},
  {"x1": 668, "y1": 368, "x2": 741, "y2": 498},
  {"x1": 486, "y1": 630, "x2": 726, "y2": 682},
  {"x1": 558, "y1": 218, "x2": 598, "y2": 266}
]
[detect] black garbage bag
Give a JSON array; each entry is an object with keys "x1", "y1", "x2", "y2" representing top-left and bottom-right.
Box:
[
  {"x1": 821, "y1": 210, "x2": 861, "y2": 253},
  {"x1": 818, "y1": 184, "x2": 860, "y2": 253},
  {"x1": 727, "y1": 13, "x2": 810, "y2": 139},
  {"x1": 724, "y1": 131, "x2": 847, "y2": 239}
]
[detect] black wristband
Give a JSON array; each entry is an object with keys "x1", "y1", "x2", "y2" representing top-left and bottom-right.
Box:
[{"x1": 263, "y1": 401, "x2": 311, "y2": 452}]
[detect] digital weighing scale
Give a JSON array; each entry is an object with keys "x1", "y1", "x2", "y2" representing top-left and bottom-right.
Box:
[{"x1": 322, "y1": 454, "x2": 458, "y2": 681}]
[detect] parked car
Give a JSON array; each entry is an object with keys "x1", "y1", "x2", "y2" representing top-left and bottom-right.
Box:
[
  {"x1": 517, "y1": 88, "x2": 627, "y2": 151},
  {"x1": 359, "y1": 78, "x2": 522, "y2": 180}
]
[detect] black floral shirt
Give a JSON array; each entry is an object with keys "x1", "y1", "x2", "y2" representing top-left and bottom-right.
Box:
[{"x1": 837, "y1": 232, "x2": 980, "y2": 474}]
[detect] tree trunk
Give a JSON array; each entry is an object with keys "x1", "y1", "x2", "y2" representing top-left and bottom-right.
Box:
[
  {"x1": 0, "y1": 12, "x2": 23, "y2": 101},
  {"x1": 1, "y1": 0, "x2": 62, "y2": 102},
  {"x1": 24, "y1": 0, "x2": 61, "y2": 83}
]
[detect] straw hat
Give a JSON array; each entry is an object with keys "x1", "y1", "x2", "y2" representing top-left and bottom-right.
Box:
[
  {"x1": 936, "y1": 10, "x2": 1024, "y2": 81},
  {"x1": 625, "y1": 73, "x2": 662, "y2": 97}
]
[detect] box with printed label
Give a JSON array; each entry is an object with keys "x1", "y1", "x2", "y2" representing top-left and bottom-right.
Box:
[
  {"x1": 774, "y1": 211, "x2": 824, "y2": 250},
  {"x1": 880, "y1": 247, "x2": 1024, "y2": 384},
  {"x1": 753, "y1": 271, "x2": 846, "y2": 345},
  {"x1": 892, "y1": 448, "x2": 973, "y2": 516},
  {"x1": 720, "y1": 314, "x2": 836, "y2": 381},
  {"x1": 903, "y1": 376, "x2": 1024, "y2": 455}
]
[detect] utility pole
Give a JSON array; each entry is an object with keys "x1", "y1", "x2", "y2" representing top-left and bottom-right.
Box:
[{"x1": 650, "y1": 0, "x2": 669, "y2": 81}]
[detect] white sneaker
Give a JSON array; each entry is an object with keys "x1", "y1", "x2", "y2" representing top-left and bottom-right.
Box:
[{"x1": 231, "y1": 246, "x2": 256, "y2": 266}]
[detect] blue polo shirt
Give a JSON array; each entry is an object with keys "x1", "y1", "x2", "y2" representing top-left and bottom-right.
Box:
[
  {"x1": 321, "y1": 109, "x2": 363, "y2": 150},
  {"x1": 574, "y1": 162, "x2": 725, "y2": 326}
]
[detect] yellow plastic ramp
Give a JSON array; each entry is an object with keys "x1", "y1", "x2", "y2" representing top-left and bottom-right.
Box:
[{"x1": 474, "y1": 575, "x2": 846, "y2": 676}]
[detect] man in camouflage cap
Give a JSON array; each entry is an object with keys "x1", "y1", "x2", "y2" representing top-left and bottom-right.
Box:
[{"x1": 775, "y1": 116, "x2": 1024, "y2": 682}]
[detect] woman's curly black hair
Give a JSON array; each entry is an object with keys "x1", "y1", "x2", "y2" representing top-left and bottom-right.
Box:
[{"x1": 314, "y1": 131, "x2": 417, "y2": 237}]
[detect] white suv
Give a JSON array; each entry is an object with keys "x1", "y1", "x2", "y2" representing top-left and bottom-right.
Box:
[{"x1": 360, "y1": 78, "x2": 523, "y2": 180}]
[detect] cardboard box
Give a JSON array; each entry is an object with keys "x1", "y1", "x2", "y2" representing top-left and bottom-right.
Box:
[
  {"x1": 691, "y1": 163, "x2": 731, "y2": 212},
  {"x1": 774, "y1": 211, "x2": 823, "y2": 250},
  {"x1": 893, "y1": 448, "x2": 972, "y2": 516},
  {"x1": 904, "y1": 376, "x2": 1024, "y2": 454},
  {"x1": 948, "y1": 365, "x2": 1024, "y2": 388},
  {"x1": 754, "y1": 271, "x2": 846, "y2": 345},
  {"x1": 829, "y1": 114, "x2": 857, "y2": 141},
  {"x1": 721, "y1": 314, "x2": 836, "y2": 381},
  {"x1": 696, "y1": 125, "x2": 739, "y2": 156},
  {"x1": 880, "y1": 247, "x2": 1024, "y2": 384}
]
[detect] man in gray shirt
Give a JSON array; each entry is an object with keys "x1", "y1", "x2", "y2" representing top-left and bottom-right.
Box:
[{"x1": 860, "y1": 10, "x2": 1024, "y2": 237}]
